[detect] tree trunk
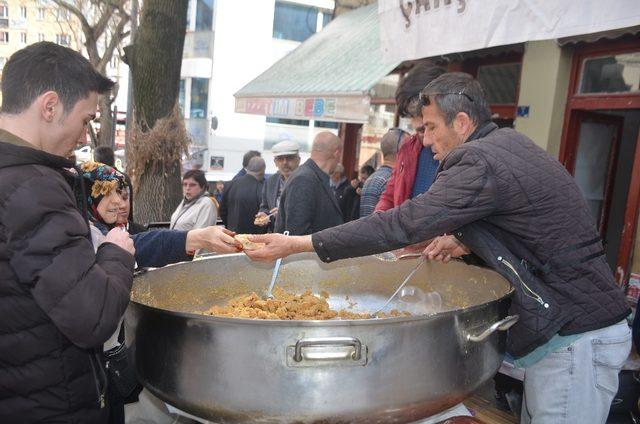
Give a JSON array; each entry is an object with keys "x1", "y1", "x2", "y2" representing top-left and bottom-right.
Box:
[
  {"x1": 97, "y1": 95, "x2": 114, "y2": 147},
  {"x1": 125, "y1": 0, "x2": 189, "y2": 225}
]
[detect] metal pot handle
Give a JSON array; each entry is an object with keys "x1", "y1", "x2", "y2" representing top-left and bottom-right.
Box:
[
  {"x1": 467, "y1": 315, "x2": 519, "y2": 343},
  {"x1": 293, "y1": 337, "x2": 362, "y2": 362}
]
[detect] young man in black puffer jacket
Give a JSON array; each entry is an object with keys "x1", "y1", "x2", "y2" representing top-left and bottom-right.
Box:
[{"x1": 0, "y1": 42, "x2": 136, "y2": 423}]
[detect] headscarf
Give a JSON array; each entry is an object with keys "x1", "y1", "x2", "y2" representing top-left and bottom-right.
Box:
[{"x1": 80, "y1": 161, "x2": 128, "y2": 230}]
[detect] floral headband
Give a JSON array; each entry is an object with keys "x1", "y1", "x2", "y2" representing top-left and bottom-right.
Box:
[{"x1": 80, "y1": 161, "x2": 128, "y2": 206}]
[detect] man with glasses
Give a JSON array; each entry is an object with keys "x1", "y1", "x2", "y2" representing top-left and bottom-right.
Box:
[
  {"x1": 255, "y1": 140, "x2": 301, "y2": 230},
  {"x1": 375, "y1": 63, "x2": 445, "y2": 212},
  {"x1": 246, "y1": 72, "x2": 630, "y2": 424},
  {"x1": 359, "y1": 128, "x2": 410, "y2": 217}
]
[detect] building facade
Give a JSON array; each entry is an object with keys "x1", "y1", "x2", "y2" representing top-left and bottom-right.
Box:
[{"x1": 179, "y1": 0, "x2": 335, "y2": 180}]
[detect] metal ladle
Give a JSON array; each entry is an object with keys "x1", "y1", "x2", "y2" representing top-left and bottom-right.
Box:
[
  {"x1": 372, "y1": 256, "x2": 426, "y2": 317},
  {"x1": 266, "y1": 230, "x2": 289, "y2": 299}
]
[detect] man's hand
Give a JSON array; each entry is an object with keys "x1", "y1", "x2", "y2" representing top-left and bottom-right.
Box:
[
  {"x1": 186, "y1": 226, "x2": 242, "y2": 254},
  {"x1": 244, "y1": 234, "x2": 313, "y2": 262},
  {"x1": 423, "y1": 235, "x2": 470, "y2": 263},
  {"x1": 254, "y1": 212, "x2": 270, "y2": 227},
  {"x1": 105, "y1": 228, "x2": 135, "y2": 256}
]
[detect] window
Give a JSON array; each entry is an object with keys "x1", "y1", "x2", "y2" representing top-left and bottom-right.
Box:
[
  {"x1": 579, "y1": 52, "x2": 640, "y2": 94},
  {"x1": 20, "y1": 32, "x2": 26, "y2": 44},
  {"x1": 477, "y1": 63, "x2": 521, "y2": 104},
  {"x1": 56, "y1": 34, "x2": 71, "y2": 46},
  {"x1": 0, "y1": 31, "x2": 8, "y2": 43},
  {"x1": 195, "y1": 0, "x2": 213, "y2": 31},
  {"x1": 179, "y1": 79, "x2": 186, "y2": 116},
  {"x1": 322, "y1": 11, "x2": 332, "y2": 28},
  {"x1": 0, "y1": 3, "x2": 7, "y2": 18},
  {"x1": 267, "y1": 117, "x2": 309, "y2": 126},
  {"x1": 20, "y1": 6, "x2": 27, "y2": 19},
  {"x1": 273, "y1": 1, "x2": 318, "y2": 42},
  {"x1": 57, "y1": 8, "x2": 70, "y2": 21},
  {"x1": 315, "y1": 120, "x2": 340, "y2": 129},
  {"x1": 38, "y1": 33, "x2": 45, "y2": 42},
  {"x1": 190, "y1": 78, "x2": 208, "y2": 118},
  {"x1": 37, "y1": 7, "x2": 44, "y2": 20}
]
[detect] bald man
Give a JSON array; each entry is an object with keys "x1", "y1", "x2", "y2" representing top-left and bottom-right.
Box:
[{"x1": 274, "y1": 131, "x2": 344, "y2": 235}]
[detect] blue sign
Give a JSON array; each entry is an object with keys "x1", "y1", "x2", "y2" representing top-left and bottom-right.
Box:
[{"x1": 517, "y1": 106, "x2": 530, "y2": 118}]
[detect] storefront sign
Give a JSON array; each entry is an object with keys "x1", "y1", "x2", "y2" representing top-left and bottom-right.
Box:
[
  {"x1": 235, "y1": 96, "x2": 370, "y2": 123},
  {"x1": 379, "y1": 0, "x2": 640, "y2": 62}
]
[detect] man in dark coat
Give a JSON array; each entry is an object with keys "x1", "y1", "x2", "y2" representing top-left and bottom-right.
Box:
[
  {"x1": 255, "y1": 140, "x2": 301, "y2": 231},
  {"x1": 220, "y1": 156, "x2": 267, "y2": 234},
  {"x1": 274, "y1": 131, "x2": 344, "y2": 235},
  {"x1": 247, "y1": 73, "x2": 630, "y2": 424},
  {"x1": 0, "y1": 42, "x2": 136, "y2": 423}
]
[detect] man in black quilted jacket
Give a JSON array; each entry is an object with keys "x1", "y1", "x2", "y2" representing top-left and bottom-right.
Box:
[
  {"x1": 247, "y1": 73, "x2": 631, "y2": 423},
  {"x1": 0, "y1": 42, "x2": 136, "y2": 422}
]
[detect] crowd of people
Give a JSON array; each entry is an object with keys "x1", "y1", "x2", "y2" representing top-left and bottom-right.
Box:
[{"x1": 0, "y1": 39, "x2": 634, "y2": 424}]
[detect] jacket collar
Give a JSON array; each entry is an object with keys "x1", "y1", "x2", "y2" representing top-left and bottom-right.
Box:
[
  {"x1": 465, "y1": 121, "x2": 498, "y2": 144},
  {"x1": 0, "y1": 129, "x2": 75, "y2": 170}
]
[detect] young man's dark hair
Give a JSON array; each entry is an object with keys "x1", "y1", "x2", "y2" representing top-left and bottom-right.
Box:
[
  {"x1": 1, "y1": 42, "x2": 114, "y2": 114},
  {"x1": 93, "y1": 146, "x2": 115, "y2": 167},
  {"x1": 420, "y1": 72, "x2": 492, "y2": 126},
  {"x1": 242, "y1": 150, "x2": 261, "y2": 168},
  {"x1": 183, "y1": 169, "x2": 208, "y2": 189},
  {"x1": 395, "y1": 63, "x2": 446, "y2": 118}
]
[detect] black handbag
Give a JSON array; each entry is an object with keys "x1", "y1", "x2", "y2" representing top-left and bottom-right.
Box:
[{"x1": 104, "y1": 325, "x2": 138, "y2": 398}]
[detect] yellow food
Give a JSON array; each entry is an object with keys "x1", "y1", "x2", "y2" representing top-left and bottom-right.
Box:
[
  {"x1": 203, "y1": 287, "x2": 409, "y2": 320},
  {"x1": 234, "y1": 234, "x2": 265, "y2": 251}
]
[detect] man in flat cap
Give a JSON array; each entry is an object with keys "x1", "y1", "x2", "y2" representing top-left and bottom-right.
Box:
[{"x1": 254, "y1": 140, "x2": 301, "y2": 230}]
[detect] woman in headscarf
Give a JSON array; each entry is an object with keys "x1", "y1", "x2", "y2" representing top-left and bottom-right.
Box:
[{"x1": 80, "y1": 162, "x2": 241, "y2": 423}]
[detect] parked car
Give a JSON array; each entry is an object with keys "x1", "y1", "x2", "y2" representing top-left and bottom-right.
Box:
[{"x1": 74, "y1": 145, "x2": 92, "y2": 163}]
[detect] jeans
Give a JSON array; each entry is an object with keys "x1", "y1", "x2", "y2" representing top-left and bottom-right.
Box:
[{"x1": 521, "y1": 320, "x2": 631, "y2": 424}]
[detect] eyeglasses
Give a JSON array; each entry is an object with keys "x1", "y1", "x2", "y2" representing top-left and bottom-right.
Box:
[{"x1": 419, "y1": 90, "x2": 474, "y2": 107}]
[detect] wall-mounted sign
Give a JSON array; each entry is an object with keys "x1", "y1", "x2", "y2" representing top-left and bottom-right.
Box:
[
  {"x1": 517, "y1": 106, "x2": 530, "y2": 118},
  {"x1": 210, "y1": 156, "x2": 224, "y2": 171},
  {"x1": 235, "y1": 96, "x2": 370, "y2": 124}
]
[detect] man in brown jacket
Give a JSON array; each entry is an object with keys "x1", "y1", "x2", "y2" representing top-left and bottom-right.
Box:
[
  {"x1": 246, "y1": 73, "x2": 630, "y2": 424},
  {"x1": 0, "y1": 42, "x2": 135, "y2": 423}
]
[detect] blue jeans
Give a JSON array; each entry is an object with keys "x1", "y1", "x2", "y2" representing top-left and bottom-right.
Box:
[{"x1": 520, "y1": 320, "x2": 631, "y2": 424}]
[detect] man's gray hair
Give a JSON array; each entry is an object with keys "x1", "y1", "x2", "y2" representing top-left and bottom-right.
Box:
[
  {"x1": 380, "y1": 129, "x2": 406, "y2": 159},
  {"x1": 420, "y1": 72, "x2": 492, "y2": 126},
  {"x1": 246, "y1": 156, "x2": 266, "y2": 173}
]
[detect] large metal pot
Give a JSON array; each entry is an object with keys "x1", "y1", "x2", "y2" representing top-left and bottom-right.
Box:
[{"x1": 126, "y1": 253, "x2": 514, "y2": 423}]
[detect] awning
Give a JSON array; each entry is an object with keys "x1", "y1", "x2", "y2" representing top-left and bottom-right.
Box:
[
  {"x1": 558, "y1": 25, "x2": 640, "y2": 46},
  {"x1": 234, "y1": 3, "x2": 400, "y2": 124},
  {"x1": 379, "y1": 0, "x2": 640, "y2": 63}
]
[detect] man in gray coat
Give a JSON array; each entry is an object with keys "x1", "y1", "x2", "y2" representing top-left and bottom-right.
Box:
[
  {"x1": 247, "y1": 73, "x2": 630, "y2": 424},
  {"x1": 255, "y1": 140, "x2": 301, "y2": 230},
  {"x1": 274, "y1": 132, "x2": 343, "y2": 235}
]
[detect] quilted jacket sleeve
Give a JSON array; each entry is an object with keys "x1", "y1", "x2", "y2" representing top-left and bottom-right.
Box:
[
  {"x1": 313, "y1": 147, "x2": 498, "y2": 262},
  {"x1": 5, "y1": 171, "x2": 135, "y2": 349}
]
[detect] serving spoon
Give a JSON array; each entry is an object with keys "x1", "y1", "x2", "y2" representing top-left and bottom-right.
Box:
[
  {"x1": 372, "y1": 256, "x2": 426, "y2": 317},
  {"x1": 265, "y1": 231, "x2": 289, "y2": 299}
]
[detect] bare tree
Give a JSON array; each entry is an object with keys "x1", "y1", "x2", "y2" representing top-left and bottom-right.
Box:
[
  {"x1": 50, "y1": 0, "x2": 130, "y2": 147},
  {"x1": 123, "y1": 0, "x2": 189, "y2": 224}
]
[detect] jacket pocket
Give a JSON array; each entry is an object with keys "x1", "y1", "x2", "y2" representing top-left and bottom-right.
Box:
[{"x1": 592, "y1": 330, "x2": 631, "y2": 395}]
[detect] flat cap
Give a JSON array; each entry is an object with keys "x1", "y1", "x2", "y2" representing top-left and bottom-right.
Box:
[{"x1": 271, "y1": 140, "x2": 300, "y2": 157}]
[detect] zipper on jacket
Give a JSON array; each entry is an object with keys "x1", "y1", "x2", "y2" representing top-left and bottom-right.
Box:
[{"x1": 498, "y1": 256, "x2": 549, "y2": 309}]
